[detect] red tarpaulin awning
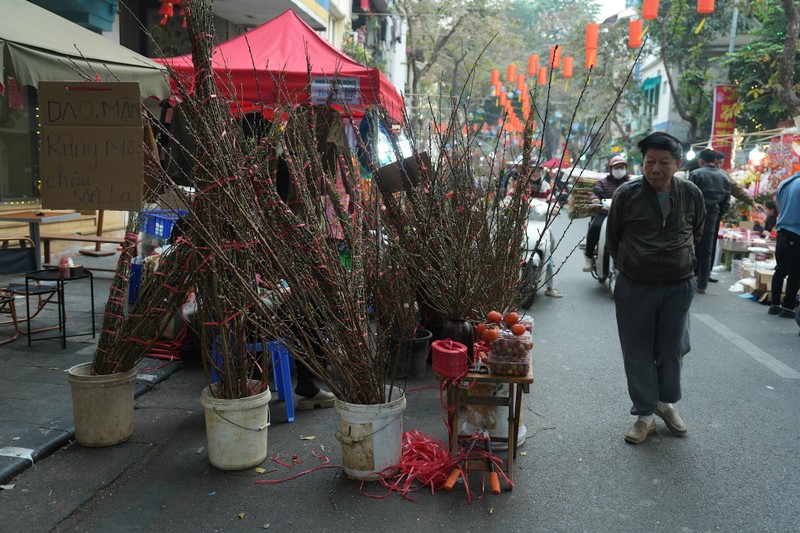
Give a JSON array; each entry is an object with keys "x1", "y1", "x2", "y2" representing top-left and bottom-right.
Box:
[{"x1": 154, "y1": 10, "x2": 405, "y2": 124}]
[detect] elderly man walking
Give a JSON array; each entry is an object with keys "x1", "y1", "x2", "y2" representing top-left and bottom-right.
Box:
[{"x1": 606, "y1": 132, "x2": 706, "y2": 444}]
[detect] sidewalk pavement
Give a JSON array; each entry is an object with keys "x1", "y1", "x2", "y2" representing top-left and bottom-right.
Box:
[{"x1": 0, "y1": 245, "x2": 185, "y2": 485}]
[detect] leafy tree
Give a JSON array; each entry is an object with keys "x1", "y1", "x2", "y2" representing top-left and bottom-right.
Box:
[
  {"x1": 397, "y1": 0, "x2": 491, "y2": 127},
  {"x1": 724, "y1": 0, "x2": 800, "y2": 131},
  {"x1": 648, "y1": 0, "x2": 733, "y2": 141}
]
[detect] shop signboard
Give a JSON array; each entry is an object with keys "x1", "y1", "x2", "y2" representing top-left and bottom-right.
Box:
[
  {"x1": 711, "y1": 84, "x2": 738, "y2": 170},
  {"x1": 38, "y1": 81, "x2": 143, "y2": 211},
  {"x1": 309, "y1": 76, "x2": 360, "y2": 107}
]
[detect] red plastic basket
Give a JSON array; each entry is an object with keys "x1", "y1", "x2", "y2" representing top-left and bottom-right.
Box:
[{"x1": 431, "y1": 339, "x2": 468, "y2": 378}]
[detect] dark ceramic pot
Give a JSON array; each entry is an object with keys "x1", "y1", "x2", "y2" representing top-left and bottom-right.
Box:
[{"x1": 440, "y1": 318, "x2": 474, "y2": 364}]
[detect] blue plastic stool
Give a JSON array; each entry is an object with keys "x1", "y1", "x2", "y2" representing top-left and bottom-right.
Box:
[
  {"x1": 265, "y1": 340, "x2": 295, "y2": 423},
  {"x1": 209, "y1": 339, "x2": 295, "y2": 423}
]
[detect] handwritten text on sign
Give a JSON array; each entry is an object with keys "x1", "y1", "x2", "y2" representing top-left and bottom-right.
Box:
[{"x1": 38, "y1": 82, "x2": 143, "y2": 211}]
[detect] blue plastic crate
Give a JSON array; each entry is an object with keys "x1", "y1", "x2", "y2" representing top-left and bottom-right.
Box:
[
  {"x1": 140, "y1": 210, "x2": 187, "y2": 240},
  {"x1": 128, "y1": 262, "x2": 143, "y2": 305}
]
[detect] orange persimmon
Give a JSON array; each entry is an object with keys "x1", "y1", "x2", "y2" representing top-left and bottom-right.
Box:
[
  {"x1": 486, "y1": 311, "x2": 503, "y2": 324},
  {"x1": 504, "y1": 312, "x2": 520, "y2": 326},
  {"x1": 482, "y1": 328, "x2": 500, "y2": 342}
]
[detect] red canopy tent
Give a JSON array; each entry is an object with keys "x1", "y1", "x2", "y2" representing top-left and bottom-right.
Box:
[{"x1": 155, "y1": 10, "x2": 405, "y2": 124}]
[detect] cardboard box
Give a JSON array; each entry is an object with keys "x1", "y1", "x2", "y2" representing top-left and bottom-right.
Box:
[
  {"x1": 738, "y1": 220, "x2": 755, "y2": 230},
  {"x1": 755, "y1": 269, "x2": 775, "y2": 291},
  {"x1": 739, "y1": 277, "x2": 758, "y2": 294},
  {"x1": 38, "y1": 81, "x2": 143, "y2": 211}
]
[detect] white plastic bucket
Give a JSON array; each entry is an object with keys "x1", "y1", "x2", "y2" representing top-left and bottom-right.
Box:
[
  {"x1": 334, "y1": 386, "x2": 406, "y2": 480},
  {"x1": 201, "y1": 384, "x2": 271, "y2": 470},
  {"x1": 460, "y1": 383, "x2": 527, "y2": 450},
  {"x1": 67, "y1": 362, "x2": 137, "y2": 447}
]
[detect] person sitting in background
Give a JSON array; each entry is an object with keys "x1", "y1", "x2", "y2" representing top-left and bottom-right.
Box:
[
  {"x1": 753, "y1": 200, "x2": 778, "y2": 238},
  {"x1": 583, "y1": 155, "x2": 630, "y2": 272},
  {"x1": 529, "y1": 164, "x2": 554, "y2": 200}
]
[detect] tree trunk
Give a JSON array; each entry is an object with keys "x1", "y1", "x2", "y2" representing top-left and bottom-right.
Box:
[
  {"x1": 658, "y1": 18, "x2": 698, "y2": 140},
  {"x1": 777, "y1": 0, "x2": 800, "y2": 119}
]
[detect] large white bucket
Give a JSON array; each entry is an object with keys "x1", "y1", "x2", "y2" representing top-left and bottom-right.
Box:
[
  {"x1": 334, "y1": 386, "x2": 406, "y2": 480},
  {"x1": 460, "y1": 383, "x2": 527, "y2": 450},
  {"x1": 67, "y1": 362, "x2": 137, "y2": 447},
  {"x1": 201, "y1": 384, "x2": 271, "y2": 470}
]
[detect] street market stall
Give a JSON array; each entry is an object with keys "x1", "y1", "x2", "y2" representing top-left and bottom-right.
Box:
[{"x1": 154, "y1": 10, "x2": 405, "y2": 124}]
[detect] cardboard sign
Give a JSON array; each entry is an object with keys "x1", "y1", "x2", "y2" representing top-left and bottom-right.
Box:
[{"x1": 38, "y1": 81, "x2": 143, "y2": 210}]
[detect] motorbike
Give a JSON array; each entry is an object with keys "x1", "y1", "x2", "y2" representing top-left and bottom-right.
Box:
[
  {"x1": 518, "y1": 197, "x2": 554, "y2": 308},
  {"x1": 588, "y1": 198, "x2": 617, "y2": 297}
]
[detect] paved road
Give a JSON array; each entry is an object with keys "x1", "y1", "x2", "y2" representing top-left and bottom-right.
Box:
[{"x1": 1, "y1": 217, "x2": 798, "y2": 532}]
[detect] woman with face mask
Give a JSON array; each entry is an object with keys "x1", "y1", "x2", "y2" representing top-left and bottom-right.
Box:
[{"x1": 583, "y1": 155, "x2": 631, "y2": 272}]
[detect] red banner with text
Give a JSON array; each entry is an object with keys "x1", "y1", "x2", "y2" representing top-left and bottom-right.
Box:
[{"x1": 711, "y1": 84, "x2": 738, "y2": 170}]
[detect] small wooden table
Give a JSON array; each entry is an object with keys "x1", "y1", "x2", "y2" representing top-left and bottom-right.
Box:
[
  {"x1": 0, "y1": 211, "x2": 81, "y2": 269},
  {"x1": 436, "y1": 366, "x2": 534, "y2": 488}
]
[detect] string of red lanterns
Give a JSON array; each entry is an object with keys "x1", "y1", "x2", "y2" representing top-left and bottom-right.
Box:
[{"x1": 483, "y1": 0, "x2": 724, "y2": 136}]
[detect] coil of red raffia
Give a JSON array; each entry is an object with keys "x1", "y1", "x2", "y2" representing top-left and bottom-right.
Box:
[{"x1": 431, "y1": 339, "x2": 468, "y2": 379}]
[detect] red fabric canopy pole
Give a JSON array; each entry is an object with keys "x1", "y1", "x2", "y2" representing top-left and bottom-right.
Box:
[{"x1": 154, "y1": 10, "x2": 405, "y2": 124}]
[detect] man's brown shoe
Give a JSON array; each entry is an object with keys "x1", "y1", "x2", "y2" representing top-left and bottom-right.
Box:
[
  {"x1": 654, "y1": 405, "x2": 688, "y2": 435},
  {"x1": 624, "y1": 418, "x2": 656, "y2": 444}
]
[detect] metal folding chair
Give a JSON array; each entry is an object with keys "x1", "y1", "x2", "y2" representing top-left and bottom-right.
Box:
[{"x1": 0, "y1": 237, "x2": 60, "y2": 336}]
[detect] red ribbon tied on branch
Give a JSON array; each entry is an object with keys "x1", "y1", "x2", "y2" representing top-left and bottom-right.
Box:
[{"x1": 158, "y1": 0, "x2": 186, "y2": 27}]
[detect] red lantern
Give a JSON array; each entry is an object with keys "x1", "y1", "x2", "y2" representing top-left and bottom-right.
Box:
[
  {"x1": 507, "y1": 64, "x2": 517, "y2": 83},
  {"x1": 499, "y1": 92, "x2": 507, "y2": 106},
  {"x1": 548, "y1": 45, "x2": 561, "y2": 69},
  {"x1": 527, "y1": 55, "x2": 539, "y2": 76},
  {"x1": 482, "y1": 123, "x2": 488, "y2": 133},
  {"x1": 538, "y1": 67, "x2": 547, "y2": 85},
  {"x1": 517, "y1": 74, "x2": 526, "y2": 91},
  {"x1": 563, "y1": 56, "x2": 574, "y2": 79},
  {"x1": 491, "y1": 69, "x2": 500, "y2": 86},
  {"x1": 585, "y1": 24, "x2": 599, "y2": 51},
  {"x1": 585, "y1": 49, "x2": 597, "y2": 69},
  {"x1": 642, "y1": 0, "x2": 659, "y2": 19},
  {"x1": 697, "y1": 0, "x2": 714, "y2": 14},
  {"x1": 629, "y1": 20, "x2": 643, "y2": 48},
  {"x1": 473, "y1": 123, "x2": 479, "y2": 133}
]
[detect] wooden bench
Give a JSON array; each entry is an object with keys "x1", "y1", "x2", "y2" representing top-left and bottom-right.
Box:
[{"x1": 40, "y1": 234, "x2": 124, "y2": 266}]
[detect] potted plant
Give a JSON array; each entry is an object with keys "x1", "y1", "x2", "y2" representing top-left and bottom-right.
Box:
[
  {"x1": 67, "y1": 212, "x2": 193, "y2": 447},
  {"x1": 372, "y1": 113, "x2": 536, "y2": 362},
  {"x1": 158, "y1": 2, "x2": 407, "y2": 474},
  {"x1": 371, "y1": 243, "x2": 431, "y2": 379}
]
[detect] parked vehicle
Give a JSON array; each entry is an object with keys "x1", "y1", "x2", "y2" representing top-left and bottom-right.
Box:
[
  {"x1": 588, "y1": 198, "x2": 616, "y2": 297},
  {"x1": 518, "y1": 198, "x2": 554, "y2": 308}
]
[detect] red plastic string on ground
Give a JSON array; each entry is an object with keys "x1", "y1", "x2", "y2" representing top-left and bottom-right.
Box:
[
  {"x1": 358, "y1": 430, "x2": 456, "y2": 501},
  {"x1": 255, "y1": 451, "x2": 340, "y2": 484}
]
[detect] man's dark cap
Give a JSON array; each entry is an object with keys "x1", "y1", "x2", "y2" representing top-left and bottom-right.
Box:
[
  {"x1": 698, "y1": 149, "x2": 718, "y2": 162},
  {"x1": 713, "y1": 150, "x2": 726, "y2": 160},
  {"x1": 637, "y1": 132, "x2": 683, "y2": 159}
]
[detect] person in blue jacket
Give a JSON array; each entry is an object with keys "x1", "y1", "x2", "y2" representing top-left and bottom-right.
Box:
[{"x1": 768, "y1": 172, "x2": 800, "y2": 318}]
